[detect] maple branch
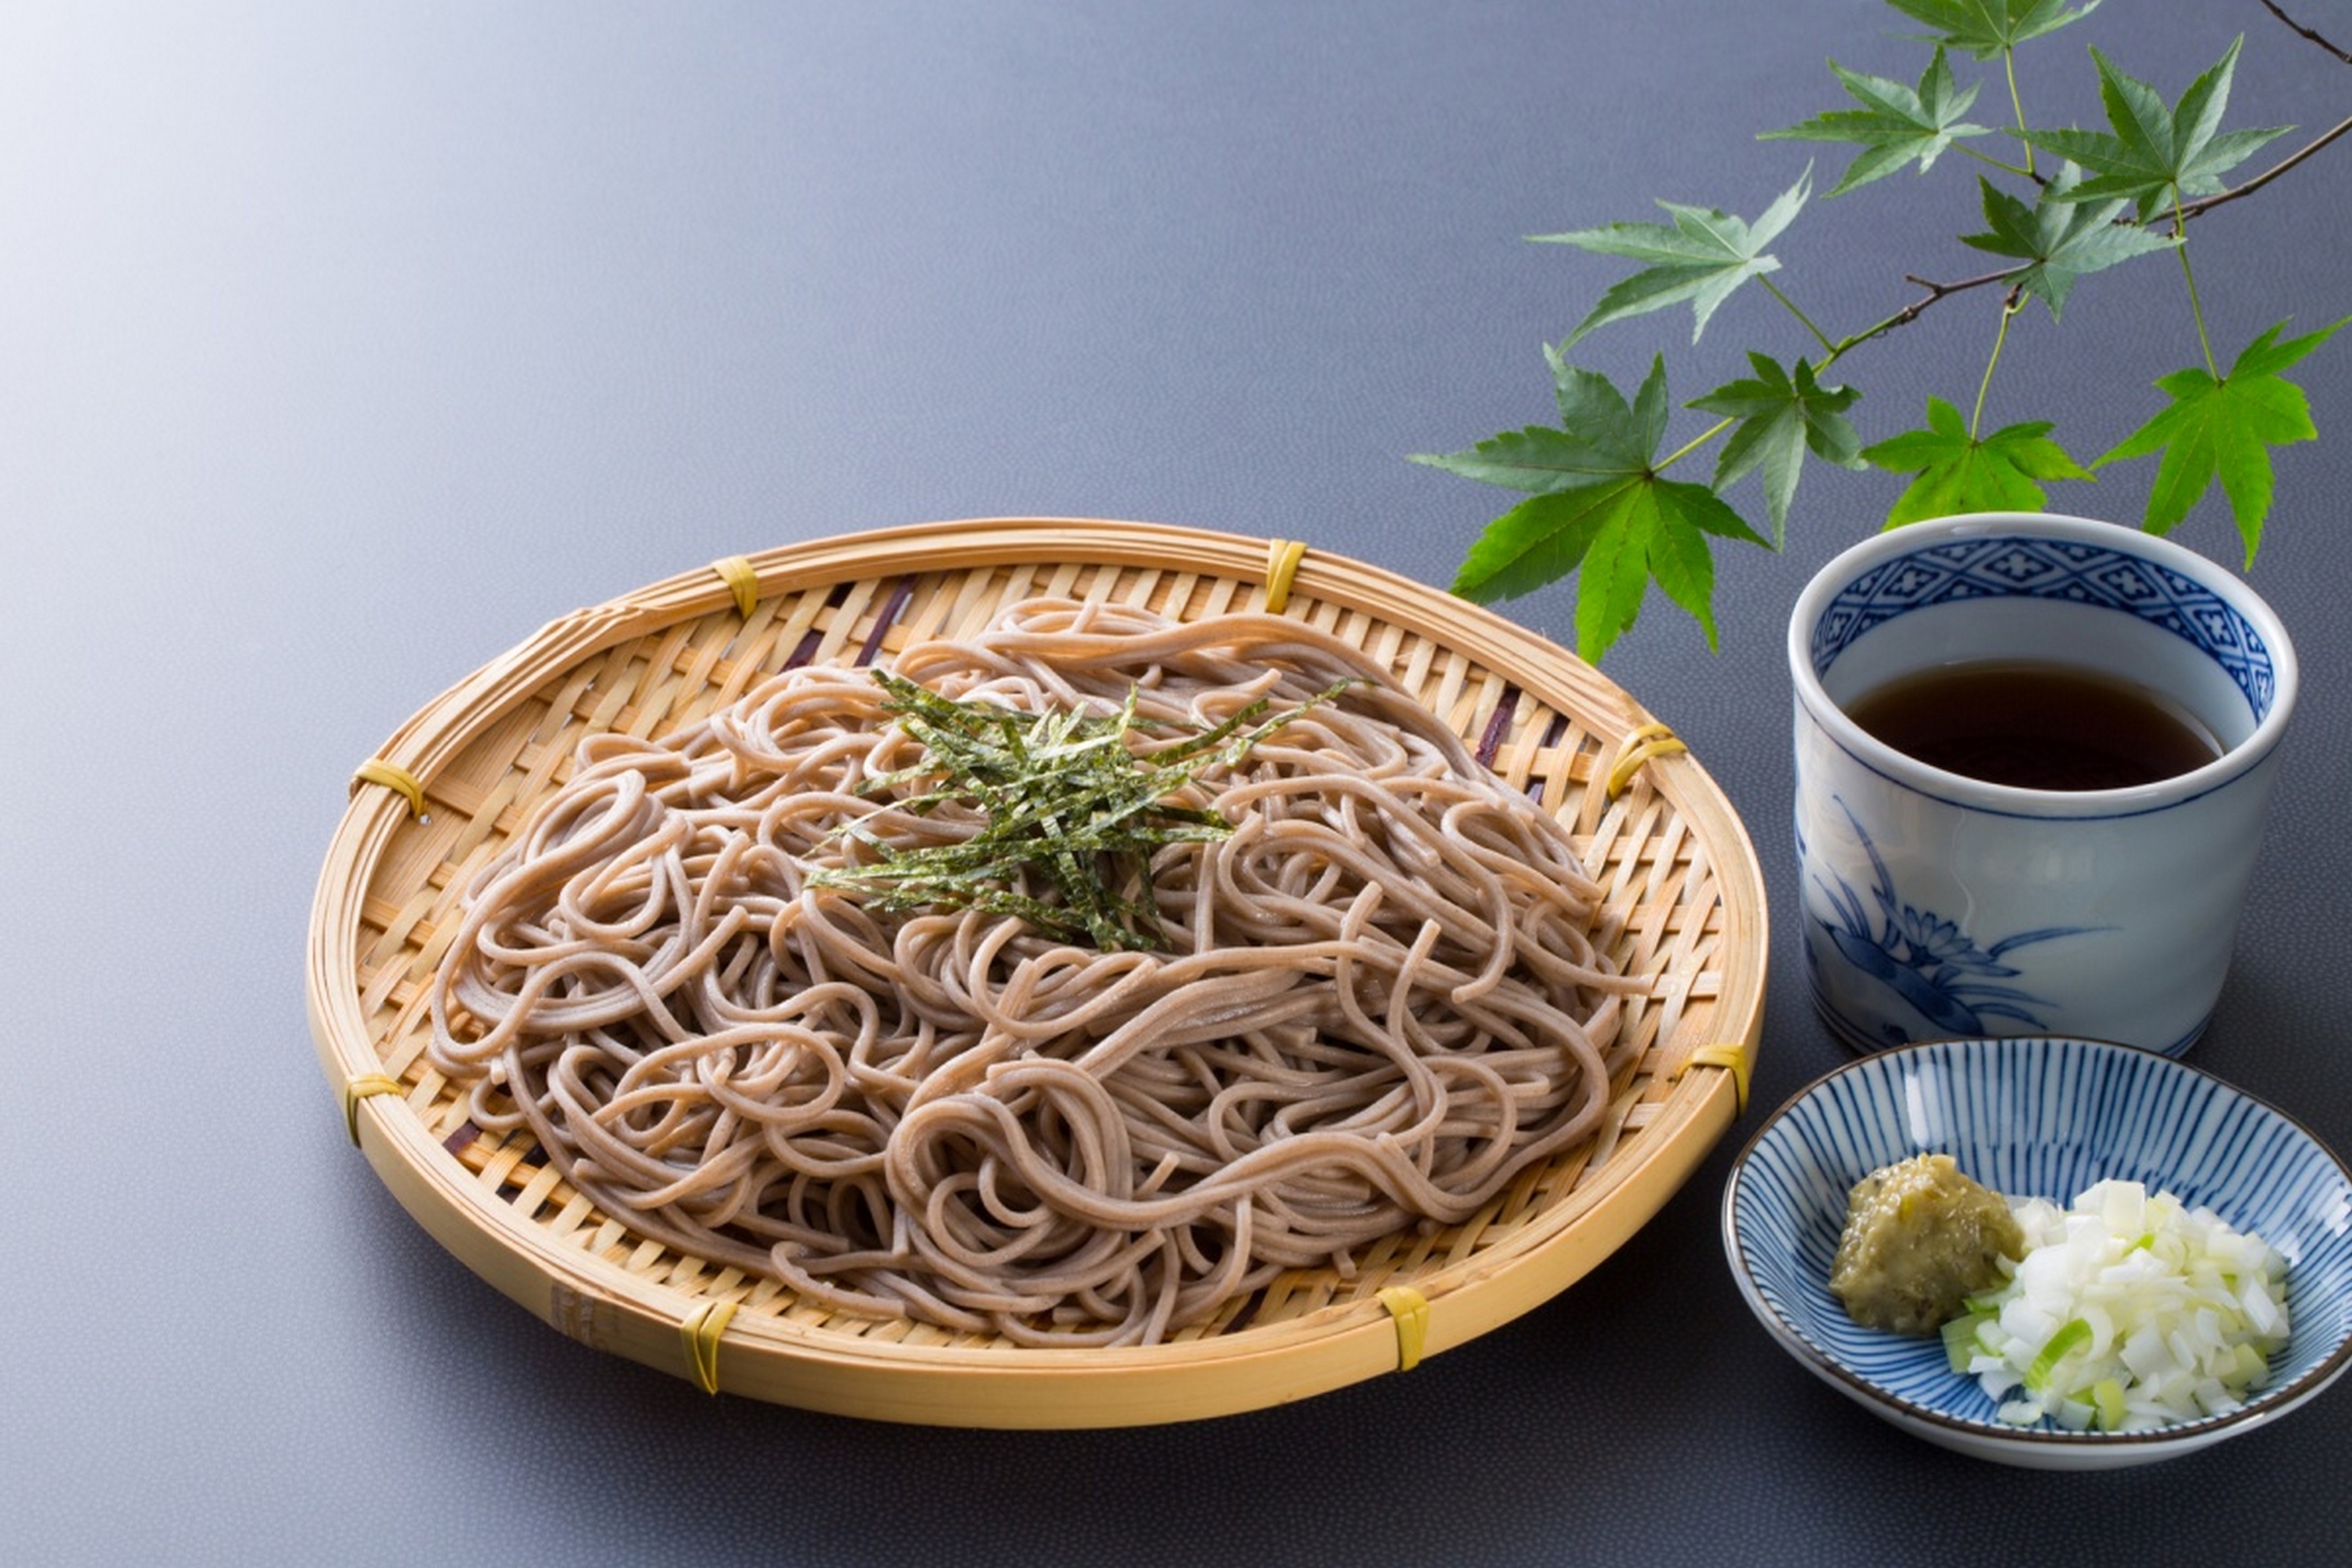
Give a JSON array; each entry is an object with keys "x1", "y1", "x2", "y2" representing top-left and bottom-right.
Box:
[
  {"x1": 2260, "y1": 1, "x2": 2352, "y2": 65},
  {"x1": 2175, "y1": 110, "x2": 2352, "y2": 222},
  {"x1": 1900, "y1": 265, "x2": 2025, "y2": 302},
  {"x1": 1840, "y1": 102, "x2": 2352, "y2": 355},
  {"x1": 1829, "y1": 263, "x2": 2027, "y2": 358}
]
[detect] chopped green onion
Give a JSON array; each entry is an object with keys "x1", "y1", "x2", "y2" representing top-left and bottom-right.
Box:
[
  {"x1": 2025, "y1": 1317, "x2": 2093, "y2": 1392},
  {"x1": 1942, "y1": 1312, "x2": 1989, "y2": 1374},
  {"x1": 1957, "y1": 1180, "x2": 2291, "y2": 1430}
]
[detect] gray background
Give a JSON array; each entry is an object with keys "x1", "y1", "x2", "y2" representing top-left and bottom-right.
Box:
[{"x1": 7, "y1": 2, "x2": 2351, "y2": 1563}]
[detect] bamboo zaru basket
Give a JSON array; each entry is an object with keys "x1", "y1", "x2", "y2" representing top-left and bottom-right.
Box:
[{"x1": 306, "y1": 519, "x2": 1767, "y2": 1427}]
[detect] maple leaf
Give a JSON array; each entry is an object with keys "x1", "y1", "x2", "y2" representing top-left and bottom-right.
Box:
[
  {"x1": 1531, "y1": 167, "x2": 1812, "y2": 346},
  {"x1": 1861, "y1": 395, "x2": 2094, "y2": 526},
  {"x1": 2095, "y1": 318, "x2": 2348, "y2": 564},
  {"x1": 1401, "y1": 347, "x2": 1648, "y2": 495},
  {"x1": 1687, "y1": 353, "x2": 1865, "y2": 545},
  {"x1": 1882, "y1": 0, "x2": 2103, "y2": 59},
  {"x1": 1762, "y1": 46, "x2": 1992, "y2": 197},
  {"x1": 2029, "y1": 39, "x2": 2290, "y2": 221},
  {"x1": 1417, "y1": 355, "x2": 1768, "y2": 661},
  {"x1": 1959, "y1": 164, "x2": 2174, "y2": 319}
]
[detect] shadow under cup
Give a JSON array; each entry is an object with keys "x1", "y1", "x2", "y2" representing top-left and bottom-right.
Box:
[{"x1": 1788, "y1": 513, "x2": 2297, "y2": 1056}]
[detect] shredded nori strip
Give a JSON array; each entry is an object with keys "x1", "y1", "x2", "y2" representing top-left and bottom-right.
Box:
[{"x1": 809, "y1": 670, "x2": 1348, "y2": 950}]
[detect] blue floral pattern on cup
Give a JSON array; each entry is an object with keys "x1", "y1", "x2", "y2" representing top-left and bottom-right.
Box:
[{"x1": 1804, "y1": 802, "x2": 2095, "y2": 1048}]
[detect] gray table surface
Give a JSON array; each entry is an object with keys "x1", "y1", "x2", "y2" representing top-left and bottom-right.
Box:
[{"x1": 8, "y1": 2, "x2": 2351, "y2": 1563}]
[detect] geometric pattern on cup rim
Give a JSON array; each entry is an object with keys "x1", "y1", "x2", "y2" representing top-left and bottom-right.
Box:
[{"x1": 1810, "y1": 535, "x2": 2277, "y2": 721}]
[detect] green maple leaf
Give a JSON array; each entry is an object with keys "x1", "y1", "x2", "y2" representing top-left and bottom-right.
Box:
[
  {"x1": 1399, "y1": 346, "x2": 1651, "y2": 495},
  {"x1": 2030, "y1": 39, "x2": 2290, "y2": 220},
  {"x1": 1687, "y1": 353, "x2": 1865, "y2": 545},
  {"x1": 1418, "y1": 355, "x2": 1769, "y2": 661},
  {"x1": 1861, "y1": 395, "x2": 2094, "y2": 526},
  {"x1": 1882, "y1": 0, "x2": 2103, "y2": 59},
  {"x1": 1959, "y1": 163, "x2": 2175, "y2": 319},
  {"x1": 2096, "y1": 318, "x2": 2348, "y2": 564},
  {"x1": 1762, "y1": 47, "x2": 1991, "y2": 196},
  {"x1": 1531, "y1": 166, "x2": 1812, "y2": 347}
]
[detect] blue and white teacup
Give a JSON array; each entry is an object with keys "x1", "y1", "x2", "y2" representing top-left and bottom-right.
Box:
[{"x1": 1788, "y1": 513, "x2": 2297, "y2": 1056}]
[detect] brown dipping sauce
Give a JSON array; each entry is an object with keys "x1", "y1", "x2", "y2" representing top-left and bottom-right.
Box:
[{"x1": 1844, "y1": 659, "x2": 2223, "y2": 791}]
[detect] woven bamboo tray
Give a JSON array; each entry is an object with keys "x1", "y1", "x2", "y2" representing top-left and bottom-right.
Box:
[{"x1": 307, "y1": 517, "x2": 1766, "y2": 1427}]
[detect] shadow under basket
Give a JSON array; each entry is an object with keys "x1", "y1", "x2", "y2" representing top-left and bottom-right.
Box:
[{"x1": 306, "y1": 517, "x2": 1767, "y2": 1426}]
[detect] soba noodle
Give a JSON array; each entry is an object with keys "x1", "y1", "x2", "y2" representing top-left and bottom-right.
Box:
[{"x1": 427, "y1": 598, "x2": 1636, "y2": 1346}]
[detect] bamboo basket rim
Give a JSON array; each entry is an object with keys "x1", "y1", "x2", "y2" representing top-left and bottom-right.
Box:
[{"x1": 306, "y1": 517, "x2": 1767, "y2": 1425}]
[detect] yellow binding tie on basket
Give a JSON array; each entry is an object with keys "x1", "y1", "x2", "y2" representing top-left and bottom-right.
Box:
[
  {"x1": 350, "y1": 759, "x2": 429, "y2": 821},
  {"x1": 342, "y1": 1073, "x2": 402, "y2": 1147},
  {"x1": 1264, "y1": 538, "x2": 1307, "y2": 613},
  {"x1": 1605, "y1": 722, "x2": 1687, "y2": 798},
  {"x1": 1678, "y1": 1041, "x2": 1752, "y2": 1116},
  {"x1": 681, "y1": 1299, "x2": 738, "y2": 1395},
  {"x1": 711, "y1": 555, "x2": 760, "y2": 618},
  {"x1": 1376, "y1": 1284, "x2": 1431, "y2": 1372}
]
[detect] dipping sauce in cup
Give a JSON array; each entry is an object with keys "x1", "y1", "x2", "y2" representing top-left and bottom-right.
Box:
[
  {"x1": 1788, "y1": 512, "x2": 2296, "y2": 1056},
  {"x1": 1842, "y1": 660, "x2": 2223, "y2": 792}
]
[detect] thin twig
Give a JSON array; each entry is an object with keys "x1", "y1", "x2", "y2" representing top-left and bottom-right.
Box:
[
  {"x1": 1830, "y1": 264, "x2": 2027, "y2": 355},
  {"x1": 1900, "y1": 265, "x2": 2026, "y2": 304},
  {"x1": 2261, "y1": 1, "x2": 2352, "y2": 65},
  {"x1": 2176, "y1": 110, "x2": 2352, "y2": 222}
]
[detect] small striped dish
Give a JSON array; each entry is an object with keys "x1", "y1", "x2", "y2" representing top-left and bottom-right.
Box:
[{"x1": 1723, "y1": 1036, "x2": 2352, "y2": 1469}]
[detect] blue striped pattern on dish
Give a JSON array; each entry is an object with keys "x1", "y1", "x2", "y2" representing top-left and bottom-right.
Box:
[{"x1": 1723, "y1": 1036, "x2": 2352, "y2": 1446}]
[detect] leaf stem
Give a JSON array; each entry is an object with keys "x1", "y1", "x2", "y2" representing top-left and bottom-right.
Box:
[
  {"x1": 1655, "y1": 416, "x2": 1736, "y2": 475},
  {"x1": 1955, "y1": 143, "x2": 2035, "y2": 178},
  {"x1": 2004, "y1": 49, "x2": 2034, "y2": 178},
  {"x1": 1759, "y1": 276, "x2": 1837, "y2": 355},
  {"x1": 2174, "y1": 195, "x2": 2217, "y2": 377},
  {"x1": 1970, "y1": 293, "x2": 2023, "y2": 439}
]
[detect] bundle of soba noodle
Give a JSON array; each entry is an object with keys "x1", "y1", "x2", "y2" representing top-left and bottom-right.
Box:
[{"x1": 429, "y1": 599, "x2": 1637, "y2": 1346}]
